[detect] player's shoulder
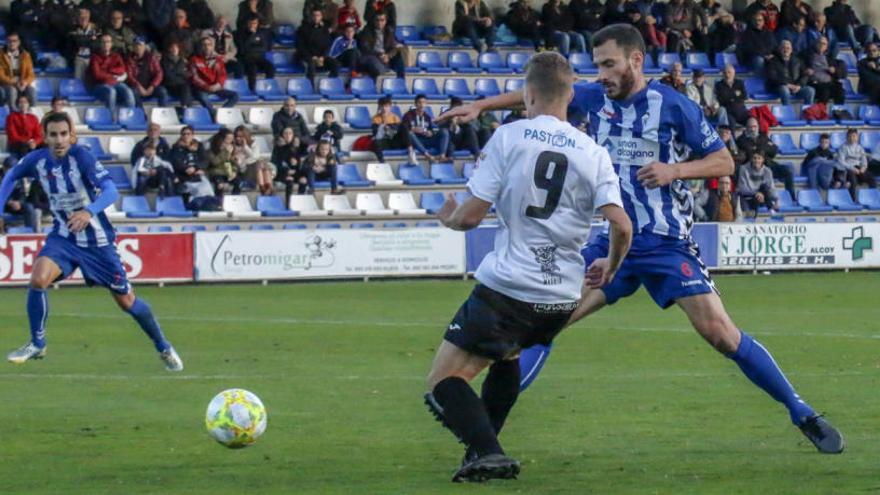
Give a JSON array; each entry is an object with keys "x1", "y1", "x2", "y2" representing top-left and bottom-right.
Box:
[
  {"x1": 68, "y1": 144, "x2": 98, "y2": 162},
  {"x1": 647, "y1": 80, "x2": 701, "y2": 111}
]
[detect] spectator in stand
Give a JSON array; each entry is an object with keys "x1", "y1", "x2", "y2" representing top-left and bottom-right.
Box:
[
  {"x1": 190, "y1": 36, "x2": 240, "y2": 115},
  {"x1": 541, "y1": 0, "x2": 586, "y2": 57},
  {"x1": 303, "y1": 0, "x2": 339, "y2": 32},
  {"x1": 47, "y1": 96, "x2": 69, "y2": 117},
  {"x1": 780, "y1": 0, "x2": 812, "y2": 30},
  {"x1": 765, "y1": 39, "x2": 814, "y2": 106},
  {"x1": 776, "y1": 17, "x2": 810, "y2": 56},
  {"x1": 569, "y1": 0, "x2": 604, "y2": 48},
  {"x1": 697, "y1": 0, "x2": 724, "y2": 25},
  {"x1": 474, "y1": 96, "x2": 500, "y2": 147},
  {"x1": 715, "y1": 64, "x2": 750, "y2": 125},
  {"x1": 89, "y1": 34, "x2": 137, "y2": 120},
  {"x1": 453, "y1": 0, "x2": 495, "y2": 54},
  {"x1": 133, "y1": 142, "x2": 175, "y2": 196},
  {"x1": 165, "y1": 9, "x2": 196, "y2": 57},
  {"x1": 0, "y1": 161, "x2": 39, "y2": 230},
  {"x1": 235, "y1": 15, "x2": 275, "y2": 91},
  {"x1": 502, "y1": 108, "x2": 526, "y2": 124},
  {"x1": 170, "y1": 125, "x2": 218, "y2": 208},
  {"x1": 743, "y1": 0, "x2": 780, "y2": 32},
  {"x1": 665, "y1": 0, "x2": 702, "y2": 54},
  {"x1": 272, "y1": 126, "x2": 307, "y2": 198},
  {"x1": 659, "y1": 62, "x2": 686, "y2": 94},
  {"x1": 297, "y1": 7, "x2": 340, "y2": 86},
  {"x1": 144, "y1": 0, "x2": 175, "y2": 47},
  {"x1": 718, "y1": 124, "x2": 747, "y2": 168},
  {"x1": 114, "y1": 0, "x2": 145, "y2": 35},
  {"x1": 364, "y1": 0, "x2": 396, "y2": 29},
  {"x1": 9, "y1": 0, "x2": 45, "y2": 54},
  {"x1": 0, "y1": 33, "x2": 36, "y2": 110},
  {"x1": 330, "y1": 22, "x2": 361, "y2": 75},
  {"x1": 131, "y1": 122, "x2": 171, "y2": 167},
  {"x1": 707, "y1": 9, "x2": 736, "y2": 67},
  {"x1": 800, "y1": 132, "x2": 836, "y2": 192},
  {"x1": 858, "y1": 43, "x2": 880, "y2": 105},
  {"x1": 737, "y1": 150, "x2": 778, "y2": 213},
  {"x1": 232, "y1": 125, "x2": 274, "y2": 195},
  {"x1": 737, "y1": 116, "x2": 796, "y2": 199},
  {"x1": 824, "y1": 0, "x2": 878, "y2": 53},
  {"x1": 236, "y1": 0, "x2": 274, "y2": 31},
  {"x1": 737, "y1": 13, "x2": 776, "y2": 75},
  {"x1": 505, "y1": 0, "x2": 543, "y2": 50},
  {"x1": 204, "y1": 16, "x2": 243, "y2": 80},
  {"x1": 337, "y1": 0, "x2": 362, "y2": 32},
  {"x1": 706, "y1": 175, "x2": 741, "y2": 222},
  {"x1": 206, "y1": 128, "x2": 241, "y2": 195},
  {"x1": 356, "y1": 12, "x2": 406, "y2": 80},
  {"x1": 313, "y1": 109, "x2": 344, "y2": 155},
  {"x1": 403, "y1": 94, "x2": 449, "y2": 163},
  {"x1": 371, "y1": 96, "x2": 406, "y2": 162},
  {"x1": 628, "y1": 6, "x2": 665, "y2": 64},
  {"x1": 807, "y1": 13, "x2": 838, "y2": 58},
  {"x1": 804, "y1": 36, "x2": 844, "y2": 104},
  {"x1": 68, "y1": 8, "x2": 101, "y2": 80},
  {"x1": 177, "y1": 0, "x2": 215, "y2": 30},
  {"x1": 271, "y1": 97, "x2": 311, "y2": 143},
  {"x1": 106, "y1": 9, "x2": 136, "y2": 53},
  {"x1": 602, "y1": 0, "x2": 628, "y2": 25},
  {"x1": 303, "y1": 138, "x2": 342, "y2": 194},
  {"x1": 126, "y1": 37, "x2": 169, "y2": 107},
  {"x1": 835, "y1": 128, "x2": 877, "y2": 199},
  {"x1": 44, "y1": 1, "x2": 78, "y2": 52},
  {"x1": 160, "y1": 42, "x2": 194, "y2": 109},
  {"x1": 686, "y1": 69, "x2": 728, "y2": 125},
  {"x1": 689, "y1": 179, "x2": 710, "y2": 221},
  {"x1": 5, "y1": 94, "x2": 42, "y2": 158},
  {"x1": 443, "y1": 96, "x2": 481, "y2": 158},
  {"x1": 81, "y1": 0, "x2": 114, "y2": 29}
]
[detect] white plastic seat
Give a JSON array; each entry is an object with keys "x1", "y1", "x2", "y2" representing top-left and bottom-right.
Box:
[
  {"x1": 247, "y1": 107, "x2": 273, "y2": 130},
  {"x1": 29, "y1": 107, "x2": 45, "y2": 120},
  {"x1": 109, "y1": 136, "x2": 135, "y2": 161},
  {"x1": 215, "y1": 108, "x2": 247, "y2": 129},
  {"x1": 222, "y1": 195, "x2": 262, "y2": 219},
  {"x1": 355, "y1": 193, "x2": 394, "y2": 216},
  {"x1": 365, "y1": 163, "x2": 403, "y2": 186},
  {"x1": 252, "y1": 135, "x2": 272, "y2": 159},
  {"x1": 323, "y1": 194, "x2": 363, "y2": 216},
  {"x1": 150, "y1": 107, "x2": 183, "y2": 131},
  {"x1": 388, "y1": 192, "x2": 427, "y2": 215},
  {"x1": 312, "y1": 106, "x2": 340, "y2": 124},
  {"x1": 105, "y1": 202, "x2": 126, "y2": 221},
  {"x1": 288, "y1": 195, "x2": 328, "y2": 217},
  {"x1": 62, "y1": 106, "x2": 87, "y2": 132}
]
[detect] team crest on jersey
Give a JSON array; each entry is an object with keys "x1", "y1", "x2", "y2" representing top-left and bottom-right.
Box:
[{"x1": 530, "y1": 245, "x2": 562, "y2": 286}]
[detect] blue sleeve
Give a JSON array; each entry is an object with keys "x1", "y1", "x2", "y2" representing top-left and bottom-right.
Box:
[
  {"x1": 86, "y1": 178, "x2": 119, "y2": 217},
  {"x1": 75, "y1": 147, "x2": 118, "y2": 216},
  {"x1": 0, "y1": 155, "x2": 36, "y2": 207},
  {"x1": 568, "y1": 82, "x2": 594, "y2": 119},
  {"x1": 676, "y1": 96, "x2": 726, "y2": 157}
]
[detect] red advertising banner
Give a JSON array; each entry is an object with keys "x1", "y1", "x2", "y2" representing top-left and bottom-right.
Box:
[{"x1": 0, "y1": 233, "x2": 194, "y2": 285}]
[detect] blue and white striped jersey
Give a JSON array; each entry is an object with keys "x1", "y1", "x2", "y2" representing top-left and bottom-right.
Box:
[
  {"x1": 13, "y1": 145, "x2": 116, "y2": 247},
  {"x1": 569, "y1": 80, "x2": 726, "y2": 239}
]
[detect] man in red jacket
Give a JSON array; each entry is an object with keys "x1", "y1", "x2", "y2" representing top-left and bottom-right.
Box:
[
  {"x1": 5, "y1": 93, "x2": 42, "y2": 157},
  {"x1": 190, "y1": 36, "x2": 239, "y2": 115},
  {"x1": 89, "y1": 34, "x2": 136, "y2": 122},
  {"x1": 126, "y1": 37, "x2": 169, "y2": 107}
]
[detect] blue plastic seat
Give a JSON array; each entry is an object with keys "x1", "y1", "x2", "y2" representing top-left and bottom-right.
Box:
[
  {"x1": 34, "y1": 78, "x2": 54, "y2": 102},
  {"x1": 412, "y1": 78, "x2": 444, "y2": 99},
  {"x1": 415, "y1": 220, "x2": 441, "y2": 227},
  {"x1": 273, "y1": 24, "x2": 297, "y2": 47},
  {"x1": 836, "y1": 51, "x2": 857, "y2": 73},
  {"x1": 827, "y1": 189, "x2": 865, "y2": 211},
  {"x1": 569, "y1": 52, "x2": 597, "y2": 74},
  {"x1": 147, "y1": 225, "x2": 173, "y2": 232},
  {"x1": 216, "y1": 225, "x2": 241, "y2": 231},
  {"x1": 350, "y1": 222, "x2": 375, "y2": 229},
  {"x1": 794, "y1": 216, "x2": 818, "y2": 222},
  {"x1": 398, "y1": 164, "x2": 437, "y2": 185},
  {"x1": 474, "y1": 78, "x2": 501, "y2": 97},
  {"x1": 0, "y1": 106, "x2": 8, "y2": 130},
  {"x1": 686, "y1": 52, "x2": 719, "y2": 73},
  {"x1": 344, "y1": 106, "x2": 372, "y2": 130},
  {"x1": 776, "y1": 189, "x2": 805, "y2": 213},
  {"x1": 396, "y1": 25, "x2": 428, "y2": 46},
  {"x1": 797, "y1": 189, "x2": 834, "y2": 212},
  {"x1": 157, "y1": 196, "x2": 195, "y2": 217},
  {"x1": 381, "y1": 78, "x2": 411, "y2": 97},
  {"x1": 350, "y1": 77, "x2": 382, "y2": 99},
  {"x1": 383, "y1": 222, "x2": 407, "y2": 228},
  {"x1": 416, "y1": 51, "x2": 452, "y2": 73},
  {"x1": 504, "y1": 79, "x2": 524, "y2": 93},
  {"x1": 658, "y1": 52, "x2": 686, "y2": 72},
  {"x1": 422, "y1": 26, "x2": 456, "y2": 47},
  {"x1": 857, "y1": 188, "x2": 880, "y2": 210},
  {"x1": 842, "y1": 79, "x2": 867, "y2": 102},
  {"x1": 771, "y1": 105, "x2": 806, "y2": 126},
  {"x1": 118, "y1": 107, "x2": 148, "y2": 131},
  {"x1": 104, "y1": 166, "x2": 131, "y2": 190},
  {"x1": 60, "y1": 78, "x2": 96, "y2": 102},
  {"x1": 183, "y1": 107, "x2": 220, "y2": 131},
  {"x1": 507, "y1": 52, "x2": 530, "y2": 73},
  {"x1": 856, "y1": 216, "x2": 878, "y2": 222},
  {"x1": 319, "y1": 77, "x2": 354, "y2": 101},
  {"x1": 337, "y1": 164, "x2": 371, "y2": 187},
  {"x1": 84, "y1": 107, "x2": 122, "y2": 131},
  {"x1": 831, "y1": 104, "x2": 862, "y2": 126},
  {"x1": 443, "y1": 78, "x2": 475, "y2": 100},
  {"x1": 286, "y1": 78, "x2": 320, "y2": 101},
  {"x1": 430, "y1": 163, "x2": 467, "y2": 184},
  {"x1": 116, "y1": 225, "x2": 138, "y2": 233},
  {"x1": 420, "y1": 191, "x2": 445, "y2": 213},
  {"x1": 255, "y1": 79, "x2": 287, "y2": 101},
  {"x1": 249, "y1": 224, "x2": 275, "y2": 230},
  {"x1": 266, "y1": 51, "x2": 300, "y2": 74},
  {"x1": 224, "y1": 78, "x2": 259, "y2": 102},
  {"x1": 770, "y1": 133, "x2": 803, "y2": 155},
  {"x1": 256, "y1": 195, "x2": 296, "y2": 216},
  {"x1": 642, "y1": 57, "x2": 663, "y2": 75},
  {"x1": 78, "y1": 136, "x2": 115, "y2": 160},
  {"x1": 799, "y1": 133, "x2": 821, "y2": 151},
  {"x1": 824, "y1": 216, "x2": 847, "y2": 222},
  {"x1": 283, "y1": 223, "x2": 307, "y2": 230},
  {"x1": 478, "y1": 52, "x2": 511, "y2": 74},
  {"x1": 463, "y1": 162, "x2": 476, "y2": 178},
  {"x1": 859, "y1": 105, "x2": 880, "y2": 125},
  {"x1": 803, "y1": 103, "x2": 836, "y2": 126},
  {"x1": 860, "y1": 130, "x2": 880, "y2": 152},
  {"x1": 316, "y1": 223, "x2": 341, "y2": 229},
  {"x1": 122, "y1": 196, "x2": 160, "y2": 218},
  {"x1": 448, "y1": 51, "x2": 480, "y2": 74},
  {"x1": 6, "y1": 226, "x2": 35, "y2": 234},
  {"x1": 714, "y1": 52, "x2": 747, "y2": 72},
  {"x1": 744, "y1": 77, "x2": 775, "y2": 100},
  {"x1": 830, "y1": 131, "x2": 847, "y2": 149}
]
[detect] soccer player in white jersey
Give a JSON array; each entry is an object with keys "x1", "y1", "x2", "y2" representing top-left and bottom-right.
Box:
[
  {"x1": 424, "y1": 52, "x2": 633, "y2": 482},
  {"x1": 0, "y1": 112, "x2": 183, "y2": 370},
  {"x1": 439, "y1": 23, "x2": 844, "y2": 454}
]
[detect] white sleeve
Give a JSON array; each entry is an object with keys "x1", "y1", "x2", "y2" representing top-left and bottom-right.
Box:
[
  {"x1": 134, "y1": 157, "x2": 147, "y2": 174},
  {"x1": 467, "y1": 129, "x2": 505, "y2": 203},
  {"x1": 593, "y1": 147, "x2": 623, "y2": 209}
]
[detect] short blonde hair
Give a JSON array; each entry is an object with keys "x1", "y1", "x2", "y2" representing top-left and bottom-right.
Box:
[{"x1": 524, "y1": 52, "x2": 574, "y2": 103}]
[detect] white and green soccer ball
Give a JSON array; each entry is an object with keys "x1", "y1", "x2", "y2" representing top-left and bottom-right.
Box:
[{"x1": 205, "y1": 389, "x2": 267, "y2": 448}]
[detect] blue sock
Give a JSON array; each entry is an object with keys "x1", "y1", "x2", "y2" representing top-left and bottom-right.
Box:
[
  {"x1": 127, "y1": 298, "x2": 170, "y2": 353},
  {"x1": 26, "y1": 288, "x2": 48, "y2": 348},
  {"x1": 518, "y1": 343, "x2": 553, "y2": 392},
  {"x1": 728, "y1": 330, "x2": 815, "y2": 425}
]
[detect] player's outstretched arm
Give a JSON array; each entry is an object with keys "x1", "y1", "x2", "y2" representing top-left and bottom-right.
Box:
[
  {"x1": 585, "y1": 204, "x2": 632, "y2": 289},
  {"x1": 435, "y1": 90, "x2": 525, "y2": 125},
  {"x1": 67, "y1": 178, "x2": 119, "y2": 233},
  {"x1": 437, "y1": 193, "x2": 492, "y2": 231},
  {"x1": 637, "y1": 148, "x2": 735, "y2": 189}
]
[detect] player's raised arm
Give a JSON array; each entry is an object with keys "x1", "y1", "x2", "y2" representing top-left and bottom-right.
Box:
[
  {"x1": 436, "y1": 193, "x2": 492, "y2": 231},
  {"x1": 435, "y1": 90, "x2": 524, "y2": 125}
]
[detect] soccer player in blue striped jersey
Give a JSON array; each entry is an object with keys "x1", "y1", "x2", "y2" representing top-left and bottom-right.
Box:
[
  {"x1": 0, "y1": 112, "x2": 183, "y2": 371},
  {"x1": 439, "y1": 23, "x2": 844, "y2": 454}
]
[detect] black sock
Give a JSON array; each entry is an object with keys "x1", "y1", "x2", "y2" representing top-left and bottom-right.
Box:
[
  {"x1": 431, "y1": 376, "x2": 504, "y2": 457},
  {"x1": 481, "y1": 359, "x2": 521, "y2": 435}
]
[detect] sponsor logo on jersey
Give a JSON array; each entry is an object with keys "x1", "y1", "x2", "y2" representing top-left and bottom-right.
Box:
[
  {"x1": 680, "y1": 261, "x2": 694, "y2": 277},
  {"x1": 602, "y1": 136, "x2": 659, "y2": 167},
  {"x1": 523, "y1": 129, "x2": 577, "y2": 149},
  {"x1": 681, "y1": 279, "x2": 704, "y2": 287},
  {"x1": 530, "y1": 244, "x2": 562, "y2": 286}
]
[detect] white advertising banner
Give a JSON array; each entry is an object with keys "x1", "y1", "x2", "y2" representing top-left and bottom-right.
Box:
[
  {"x1": 195, "y1": 228, "x2": 466, "y2": 281},
  {"x1": 717, "y1": 223, "x2": 878, "y2": 270}
]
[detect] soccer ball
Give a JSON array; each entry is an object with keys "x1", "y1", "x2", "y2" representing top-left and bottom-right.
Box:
[{"x1": 205, "y1": 389, "x2": 267, "y2": 448}]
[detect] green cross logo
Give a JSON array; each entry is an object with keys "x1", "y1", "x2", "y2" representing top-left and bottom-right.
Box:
[{"x1": 842, "y1": 227, "x2": 873, "y2": 261}]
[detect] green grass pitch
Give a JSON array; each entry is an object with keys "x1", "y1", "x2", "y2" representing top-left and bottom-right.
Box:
[{"x1": 0, "y1": 272, "x2": 877, "y2": 494}]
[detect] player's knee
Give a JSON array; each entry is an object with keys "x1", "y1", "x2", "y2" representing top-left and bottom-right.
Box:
[
  {"x1": 696, "y1": 319, "x2": 739, "y2": 354},
  {"x1": 29, "y1": 274, "x2": 53, "y2": 290},
  {"x1": 114, "y1": 292, "x2": 136, "y2": 311}
]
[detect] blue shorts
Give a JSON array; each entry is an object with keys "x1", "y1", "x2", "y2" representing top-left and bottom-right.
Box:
[
  {"x1": 584, "y1": 233, "x2": 717, "y2": 309},
  {"x1": 39, "y1": 234, "x2": 131, "y2": 295}
]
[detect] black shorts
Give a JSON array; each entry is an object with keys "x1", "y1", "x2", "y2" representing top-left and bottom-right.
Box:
[{"x1": 443, "y1": 285, "x2": 577, "y2": 361}]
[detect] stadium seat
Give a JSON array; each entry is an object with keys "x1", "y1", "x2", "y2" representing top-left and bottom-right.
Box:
[
  {"x1": 506, "y1": 52, "x2": 530, "y2": 73},
  {"x1": 431, "y1": 163, "x2": 467, "y2": 184},
  {"x1": 824, "y1": 216, "x2": 848, "y2": 222},
  {"x1": 797, "y1": 189, "x2": 834, "y2": 212},
  {"x1": 422, "y1": 25, "x2": 455, "y2": 47},
  {"x1": 216, "y1": 224, "x2": 241, "y2": 231},
  {"x1": 156, "y1": 196, "x2": 195, "y2": 217},
  {"x1": 794, "y1": 216, "x2": 818, "y2": 222},
  {"x1": 183, "y1": 107, "x2": 221, "y2": 131},
  {"x1": 118, "y1": 107, "x2": 148, "y2": 131},
  {"x1": 383, "y1": 222, "x2": 407, "y2": 228},
  {"x1": 286, "y1": 78, "x2": 321, "y2": 101},
  {"x1": 105, "y1": 202, "x2": 126, "y2": 220},
  {"x1": 34, "y1": 78, "x2": 54, "y2": 102},
  {"x1": 504, "y1": 78, "x2": 524, "y2": 93},
  {"x1": 83, "y1": 107, "x2": 121, "y2": 131},
  {"x1": 78, "y1": 136, "x2": 114, "y2": 160},
  {"x1": 252, "y1": 135, "x2": 272, "y2": 158},
  {"x1": 416, "y1": 220, "x2": 440, "y2": 227},
  {"x1": 478, "y1": 52, "x2": 512, "y2": 74},
  {"x1": 0, "y1": 106, "x2": 10, "y2": 130},
  {"x1": 857, "y1": 188, "x2": 880, "y2": 210},
  {"x1": 322, "y1": 194, "x2": 362, "y2": 215},
  {"x1": 842, "y1": 79, "x2": 867, "y2": 102},
  {"x1": 366, "y1": 163, "x2": 404, "y2": 186},
  {"x1": 799, "y1": 133, "x2": 820, "y2": 151},
  {"x1": 319, "y1": 77, "x2": 354, "y2": 101},
  {"x1": 60, "y1": 78, "x2": 96, "y2": 102},
  {"x1": 214, "y1": 108, "x2": 246, "y2": 129},
  {"x1": 115, "y1": 225, "x2": 138, "y2": 233},
  {"x1": 771, "y1": 105, "x2": 806, "y2": 127},
  {"x1": 836, "y1": 51, "x2": 857, "y2": 73},
  {"x1": 283, "y1": 223, "x2": 307, "y2": 229},
  {"x1": 474, "y1": 78, "x2": 501, "y2": 97},
  {"x1": 448, "y1": 51, "x2": 480, "y2": 74},
  {"x1": 389, "y1": 192, "x2": 427, "y2": 215},
  {"x1": 398, "y1": 164, "x2": 436, "y2": 185},
  {"x1": 224, "y1": 78, "x2": 259, "y2": 102},
  {"x1": 254, "y1": 79, "x2": 287, "y2": 101},
  {"x1": 802, "y1": 103, "x2": 836, "y2": 126},
  {"x1": 714, "y1": 52, "x2": 746, "y2": 71},
  {"x1": 381, "y1": 78, "x2": 412, "y2": 97},
  {"x1": 419, "y1": 191, "x2": 445, "y2": 213},
  {"x1": 776, "y1": 189, "x2": 805, "y2": 213},
  {"x1": 658, "y1": 52, "x2": 686, "y2": 72},
  {"x1": 255, "y1": 195, "x2": 295, "y2": 216},
  {"x1": 316, "y1": 223, "x2": 341, "y2": 229},
  {"x1": 827, "y1": 189, "x2": 865, "y2": 211},
  {"x1": 830, "y1": 131, "x2": 847, "y2": 149},
  {"x1": 416, "y1": 51, "x2": 452, "y2": 73},
  {"x1": 859, "y1": 130, "x2": 880, "y2": 153},
  {"x1": 223, "y1": 195, "x2": 262, "y2": 219},
  {"x1": 860, "y1": 105, "x2": 880, "y2": 126},
  {"x1": 288, "y1": 195, "x2": 328, "y2": 216},
  {"x1": 249, "y1": 224, "x2": 275, "y2": 230},
  {"x1": 355, "y1": 193, "x2": 394, "y2": 215},
  {"x1": 266, "y1": 51, "x2": 299, "y2": 74},
  {"x1": 686, "y1": 52, "x2": 719, "y2": 73},
  {"x1": 744, "y1": 77, "x2": 775, "y2": 100},
  {"x1": 642, "y1": 57, "x2": 663, "y2": 74},
  {"x1": 443, "y1": 78, "x2": 475, "y2": 100},
  {"x1": 831, "y1": 104, "x2": 862, "y2": 126},
  {"x1": 33, "y1": 51, "x2": 67, "y2": 75},
  {"x1": 247, "y1": 107, "x2": 274, "y2": 130},
  {"x1": 344, "y1": 106, "x2": 372, "y2": 130},
  {"x1": 396, "y1": 25, "x2": 428, "y2": 46},
  {"x1": 108, "y1": 136, "x2": 135, "y2": 161},
  {"x1": 771, "y1": 133, "x2": 803, "y2": 155},
  {"x1": 463, "y1": 162, "x2": 476, "y2": 178},
  {"x1": 350, "y1": 222, "x2": 375, "y2": 229},
  {"x1": 412, "y1": 78, "x2": 444, "y2": 100},
  {"x1": 569, "y1": 52, "x2": 597, "y2": 74},
  {"x1": 273, "y1": 23, "x2": 296, "y2": 47},
  {"x1": 350, "y1": 77, "x2": 382, "y2": 100},
  {"x1": 150, "y1": 107, "x2": 183, "y2": 131},
  {"x1": 122, "y1": 196, "x2": 160, "y2": 218},
  {"x1": 337, "y1": 163, "x2": 371, "y2": 187},
  {"x1": 147, "y1": 225, "x2": 173, "y2": 233},
  {"x1": 60, "y1": 106, "x2": 86, "y2": 132},
  {"x1": 856, "y1": 216, "x2": 878, "y2": 222},
  {"x1": 6, "y1": 226, "x2": 35, "y2": 234}
]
